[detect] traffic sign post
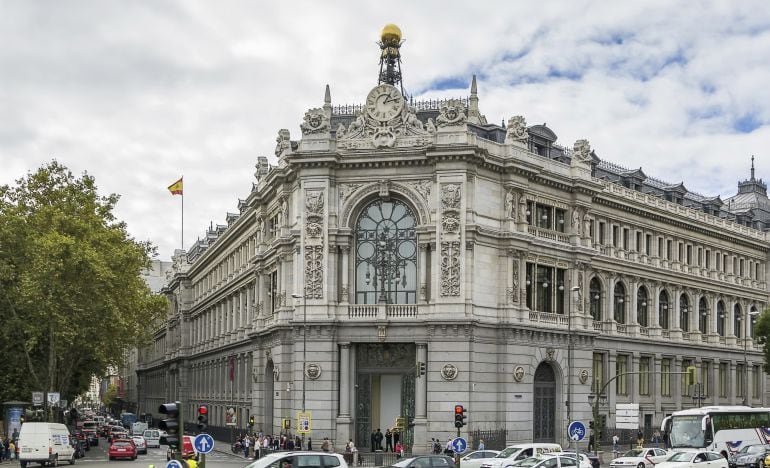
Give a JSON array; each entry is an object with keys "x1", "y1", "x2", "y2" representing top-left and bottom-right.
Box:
[
  {"x1": 166, "y1": 460, "x2": 184, "y2": 468},
  {"x1": 568, "y1": 421, "x2": 586, "y2": 468},
  {"x1": 451, "y1": 437, "x2": 467, "y2": 454},
  {"x1": 194, "y1": 434, "x2": 214, "y2": 468}
]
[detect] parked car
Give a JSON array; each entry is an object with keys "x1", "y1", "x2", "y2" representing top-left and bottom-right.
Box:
[
  {"x1": 512, "y1": 455, "x2": 581, "y2": 468},
  {"x1": 83, "y1": 429, "x2": 99, "y2": 446},
  {"x1": 108, "y1": 439, "x2": 138, "y2": 461},
  {"x1": 610, "y1": 448, "x2": 669, "y2": 468},
  {"x1": 561, "y1": 451, "x2": 598, "y2": 468},
  {"x1": 729, "y1": 445, "x2": 770, "y2": 468},
  {"x1": 245, "y1": 452, "x2": 349, "y2": 468},
  {"x1": 131, "y1": 435, "x2": 147, "y2": 455},
  {"x1": 388, "y1": 455, "x2": 457, "y2": 468},
  {"x1": 167, "y1": 435, "x2": 197, "y2": 461},
  {"x1": 658, "y1": 451, "x2": 728, "y2": 468},
  {"x1": 481, "y1": 444, "x2": 563, "y2": 468},
  {"x1": 462, "y1": 451, "x2": 503, "y2": 468}
]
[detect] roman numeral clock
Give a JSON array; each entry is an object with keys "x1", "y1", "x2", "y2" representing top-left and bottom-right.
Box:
[{"x1": 365, "y1": 84, "x2": 404, "y2": 122}]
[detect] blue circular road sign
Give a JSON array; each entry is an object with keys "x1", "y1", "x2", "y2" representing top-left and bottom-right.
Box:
[
  {"x1": 193, "y1": 433, "x2": 215, "y2": 454},
  {"x1": 452, "y1": 437, "x2": 468, "y2": 453},
  {"x1": 568, "y1": 421, "x2": 586, "y2": 441},
  {"x1": 166, "y1": 460, "x2": 184, "y2": 468}
]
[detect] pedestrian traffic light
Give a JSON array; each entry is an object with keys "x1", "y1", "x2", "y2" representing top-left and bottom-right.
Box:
[
  {"x1": 417, "y1": 361, "x2": 426, "y2": 377},
  {"x1": 686, "y1": 365, "x2": 697, "y2": 386},
  {"x1": 197, "y1": 405, "x2": 208, "y2": 432},
  {"x1": 454, "y1": 405, "x2": 466, "y2": 428},
  {"x1": 249, "y1": 415, "x2": 255, "y2": 428},
  {"x1": 159, "y1": 401, "x2": 181, "y2": 449}
]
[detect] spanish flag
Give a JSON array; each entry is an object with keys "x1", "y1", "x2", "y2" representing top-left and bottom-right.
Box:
[{"x1": 167, "y1": 177, "x2": 183, "y2": 196}]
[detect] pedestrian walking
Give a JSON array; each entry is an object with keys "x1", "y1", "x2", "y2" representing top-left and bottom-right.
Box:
[
  {"x1": 395, "y1": 441, "x2": 404, "y2": 459},
  {"x1": 385, "y1": 429, "x2": 393, "y2": 452},
  {"x1": 478, "y1": 439, "x2": 485, "y2": 450}
]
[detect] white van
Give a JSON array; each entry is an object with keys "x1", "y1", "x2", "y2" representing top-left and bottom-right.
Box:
[
  {"x1": 143, "y1": 429, "x2": 161, "y2": 448},
  {"x1": 132, "y1": 421, "x2": 148, "y2": 436},
  {"x1": 480, "y1": 443, "x2": 563, "y2": 468},
  {"x1": 93, "y1": 416, "x2": 105, "y2": 427},
  {"x1": 18, "y1": 422, "x2": 76, "y2": 467}
]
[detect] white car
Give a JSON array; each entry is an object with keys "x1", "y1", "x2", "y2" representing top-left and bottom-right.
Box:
[
  {"x1": 461, "y1": 451, "x2": 502, "y2": 468},
  {"x1": 245, "y1": 451, "x2": 349, "y2": 468},
  {"x1": 131, "y1": 435, "x2": 147, "y2": 455},
  {"x1": 656, "y1": 451, "x2": 728, "y2": 468},
  {"x1": 610, "y1": 448, "x2": 669, "y2": 468},
  {"x1": 512, "y1": 455, "x2": 581, "y2": 468},
  {"x1": 559, "y1": 452, "x2": 595, "y2": 468}
]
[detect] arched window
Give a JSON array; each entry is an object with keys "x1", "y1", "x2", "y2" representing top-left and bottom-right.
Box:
[
  {"x1": 717, "y1": 301, "x2": 725, "y2": 336},
  {"x1": 614, "y1": 282, "x2": 626, "y2": 323},
  {"x1": 680, "y1": 294, "x2": 690, "y2": 332},
  {"x1": 355, "y1": 199, "x2": 417, "y2": 304},
  {"x1": 734, "y1": 304, "x2": 743, "y2": 338},
  {"x1": 637, "y1": 286, "x2": 649, "y2": 327},
  {"x1": 590, "y1": 278, "x2": 602, "y2": 321},
  {"x1": 659, "y1": 290, "x2": 670, "y2": 329},
  {"x1": 698, "y1": 297, "x2": 708, "y2": 334}
]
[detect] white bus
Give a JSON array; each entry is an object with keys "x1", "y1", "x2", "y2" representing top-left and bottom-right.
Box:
[{"x1": 661, "y1": 406, "x2": 770, "y2": 458}]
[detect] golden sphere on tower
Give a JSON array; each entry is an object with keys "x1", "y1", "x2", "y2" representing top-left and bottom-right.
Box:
[{"x1": 380, "y1": 24, "x2": 402, "y2": 45}]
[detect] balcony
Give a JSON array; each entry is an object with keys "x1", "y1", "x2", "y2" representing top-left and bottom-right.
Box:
[
  {"x1": 347, "y1": 304, "x2": 419, "y2": 320},
  {"x1": 528, "y1": 311, "x2": 568, "y2": 326}
]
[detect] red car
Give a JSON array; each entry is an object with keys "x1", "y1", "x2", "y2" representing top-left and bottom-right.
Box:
[
  {"x1": 108, "y1": 439, "x2": 138, "y2": 461},
  {"x1": 166, "y1": 435, "x2": 197, "y2": 461}
]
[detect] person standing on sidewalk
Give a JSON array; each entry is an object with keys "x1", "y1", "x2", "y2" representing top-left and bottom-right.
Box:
[{"x1": 243, "y1": 434, "x2": 251, "y2": 458}]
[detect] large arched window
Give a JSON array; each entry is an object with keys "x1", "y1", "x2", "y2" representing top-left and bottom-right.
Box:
[
  {"x1": 637, "y1": 286, "x2": 649, "y2": 327},
  {"x1": 680, "y1": 294, "x2": 690, "y2": 332},
  {"x1": 659, "y1": 290, "x2": 670, "y2": 329},
  {"x1": 355, "y1": 199, "x2": 417, "y2": 304},
  {"x1": 698, "y1": 297, "x2": 708, "y2": 334},
  {"x1": 590, "y1": 278, "x2": 602, "y2": 321},
  {"x1": 717, "y1": 301, "x2": 725, "y2": 336},
  {"x1": 734, "y1": 304, "x2": 743, "y2": 338},
  {"x1": 614, "y1": 282, "x2": 626, "y2": 323}
]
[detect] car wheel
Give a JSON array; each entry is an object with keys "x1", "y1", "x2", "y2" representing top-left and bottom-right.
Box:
[
  {"x1": 109, "y1": 456, "x2": 114, "y2": 461},
  {"x1": 69, "y1": 453, "x2": 76, "y2": 465},
  {"x1": 52, "y1": 456, "x2": 59, "y2": 467},
  {"x1": 637, "y1": 463, "x2": 645, "y2": 468},
  {"x1": 760, "y1": 460, "x2": 765, "y2": 468}
]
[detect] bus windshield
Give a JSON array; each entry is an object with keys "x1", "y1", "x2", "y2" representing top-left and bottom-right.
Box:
[{"x1": 670, "y1": 415, "x2": 706, "y2": 448}]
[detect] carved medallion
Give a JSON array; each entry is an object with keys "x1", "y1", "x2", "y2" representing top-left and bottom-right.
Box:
[
  {"x1": 513, "y1": 365, "x2": 526, "y2": 382},
  {"x1": 579, "y1": 369, "x2": 589, "y2": 384},
  {"x1": 436, "y1": 100, "x2": 467, "y2": 128},
  {"x1": 305, "y1": 363, "x2": 322, "y2": 380},
  {"x1": 441, "y1": 363, "x2": 459, "y2": 381},
  {"x1": 300, "y1": 108, "x2": 330, "y2": 135}
]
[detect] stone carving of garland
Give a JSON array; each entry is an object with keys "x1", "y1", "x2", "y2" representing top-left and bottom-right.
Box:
[
  {"x1": 440, "y1": 183, "x2": 462, "y2": 297},
  {"x1": 304, "y1": 190, "x2": 325, "y2": 299}
]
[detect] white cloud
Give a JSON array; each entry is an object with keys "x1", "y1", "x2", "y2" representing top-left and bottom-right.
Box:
[{"x1": 2, "y1": 0, "x2": 770, "y2": 260}]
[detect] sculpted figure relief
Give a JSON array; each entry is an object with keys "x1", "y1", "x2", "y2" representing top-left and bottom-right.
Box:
[
  {"x1": 505, "y1": 190, "x2": 516, "y2": 218},
  {"x1": 518, "y1": 194, "x2": 528, "y2": 222},
  {"x1": 571, "y1": 139, "x2": 593, "y2": 166},
  {"x1": 505, "y1": 115, "x2": 529, "y2": 143},
  {"x1": 300, "y1": 108, "x2": 330, "y2": 135},
  {"x1": 346, "y1": 112, "x2": 365, "y2": 136},
  {"x1": 436, "y1": 100, "x2": 467, "y2": 127},
  {"x1": 426, "y1": 118, "x2": 436, "y2": 133},
  {"x1": 572, "y1": 208, "x2": 581, "y2": 235},
  {"x1": 275, "y1": 129, "x2": 291, "y2": 157}
]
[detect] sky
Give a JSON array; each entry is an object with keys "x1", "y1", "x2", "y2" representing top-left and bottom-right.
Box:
[{"x1": 3, "y1": 1, "x2": 770, "y2": 261}]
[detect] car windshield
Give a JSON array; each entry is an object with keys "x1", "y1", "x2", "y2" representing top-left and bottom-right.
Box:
[
  {"x1": 513, "y1": 457, "x2": 544, "y2": 467},
  {"x1": 622, "y1": 449, "x2": 644, "y2": 458},
  {"x1": 390, "y1": 457, "x2": 417, "y2": 467},
  {"x1": 498, "y1": 447, "x2": 524, "y2": 458},
  {"x1": 667, "y1": 453, "x2": 694, "y2": 462},
  {"x1": 740, "y1": 445, "x2": 765, "y2": 454},
  {"x1": 670, "y1": 415, "x2": 706, "y2": 448},
  {"x1": 113, "y1": 441, "x2": 131, "y2": 447}
]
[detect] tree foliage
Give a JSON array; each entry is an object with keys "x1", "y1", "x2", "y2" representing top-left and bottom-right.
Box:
[
  {"x1": 754, "y1": 308, "x2": 770, "y2": 374},
  {"x1": 0, "y1": 161, "x2": 167, "y2": 403}
]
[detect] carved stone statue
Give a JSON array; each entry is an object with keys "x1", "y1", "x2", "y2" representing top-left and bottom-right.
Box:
[
  {"x1": 505, "y1": 115, "x2": 528, "y2": 144},
  {"x1": 346, "y1": 112, "x2": 365, "y2": 136},
  {"x1": 583, "y1": 212, "x2": 591, "y2": 238},
  {"x1": 300, "y1": 108, "x2": 330, "y2": 135},
  {"x1": 572, "y1": 208, "x2": 581, "y2": 235},
  {"x1": 257, "y1": 216, "x2": 265, "y2": 240},
  {"x1": 436, "y1": 100, "x2": 467, "y2": 128},
  {"x1": 280, "y1": 198, "x2": 288, "y2": 226},
  {"x1": 518, "y1": 194, "x2": 528, "y2": 222},
  {"x1": 405, "y1": 106, "x2": 424, "y2": 131},
  {"x1": 275, "y1": 129, "x2": 291, "y2": 157},
  {"x1": 571, "y1": 139, "x2": 593, "y2": 166},
  {"x1": 335, "y1": 123, "x2": 346, "y2": 139},
  {"x1": 505, "y1": 190, "x2": 516, "y2": 218},
  {"x1": 426, "y1": 118, "x2": 436, "y2": 134}
]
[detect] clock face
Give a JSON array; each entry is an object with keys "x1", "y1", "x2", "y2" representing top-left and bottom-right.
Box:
[{"x1": 365, "y1": 84, "x2": 404, "y2": 122}]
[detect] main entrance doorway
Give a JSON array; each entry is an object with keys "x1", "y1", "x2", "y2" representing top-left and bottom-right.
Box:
[
  {"x1": 533, "y1": 362, "x2": 556, "y2": 442},
  {"x1": 354, "y1": 343, "x2": 416, "y2": 451}
]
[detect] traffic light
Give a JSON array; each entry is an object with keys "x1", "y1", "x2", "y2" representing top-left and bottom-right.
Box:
[
  {"x1": 416, "y1": 361, "x2": 426, "y2": 377},
  {"x1": 589, "y1": 421, "x2": 594, "y2": 430},
  {"x1": 249, "y1": 415, "x2": 255, "y2": 428},
  {"x1": 454, "y1": 405, "x2": 467, "y2": 428},
  {"x1": 197, "y1": 405, "x2": 208, "y2": 432},
  {"x1": 686, "y1": 366, "x2": 697, "y2": 386},
  {"x1": 159, "y1": 401, "x2": 181, "y2": 449}
]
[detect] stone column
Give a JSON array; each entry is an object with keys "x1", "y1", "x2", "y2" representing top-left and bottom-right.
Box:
[
  {"x1": 674, "y1": 359, "x2": 682, "y2": 410},
  {"x1": 630, "y1": 280, "x2": 639, "y2": 325},
  {"x1": 651, "y1": 285, "x2": 661, "y2": 328},
  {"x1": 607, "y1": 276, "x2": 615, "y2": 322},
  {"x1": 673, "y1": 289, "x2": 681, "y2": 330},
  {"x1": 419, "y1": 244, "x2": 428, "y2": 303},
  {"x1": 256, "y1": 272, "x2": 264, "y2": 319},
  {"x1": 336, "y1": 343, "x2": 353, "y2": 444},
  {"x1": 341, "y1": 246, "x2": 350, "y2": 303}
]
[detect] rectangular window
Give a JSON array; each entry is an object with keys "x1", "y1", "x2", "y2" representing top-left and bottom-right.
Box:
[
  {"x1": 636, "y1": 232, "x2": 642, "y2": 253},
  {"x1": 536, "y1": 265, "x2": 552, "y2": 312},
  {"x1": 525, "y1": 263, "x2": 534, "y2": 310},
  {"x1": 740, "y1": 259, "x2": 745, "y2": 277},
  {"x1": 555, "y1": 208, "x2": 566, "y2": 232},
  {"x1": 589, "y1": 220, "x2": 595, "y2": 240},
  {"x1": 269, "y1": 270, "x2": 278, "y2": 315},
  {"x1": 613, "y1": 225, "x2": 619, "y2": 247},
  {"x1": 682, "y1": 359, "x2": 693, "y2": 396},
  {"x1": 623, "y1": 228, "x2": 629, "y2": 250},
  {"x1": 697, "y1": 247, "x2": 702, "y2": 266},
  {"x1": 702, "y1": 361, "x2": 711, "y2": 397},
  {"x1": 737, "y1": 363, "x2": 745, "y2": 398},
  {"x1": 593, "y1": 353, "x2": 605, "y2": 394},
  {"x1": 678, "y1": 242, "x2": 683, "y2": 262},
  {"x1": 599, "y1": 222, "x2": 606, "y2": 245},
  {"x1": 719, "y1": 363, "x2": 728, "y2": 397},
  {"x1": 536, "y1": 204, "x2": 552, "y2": 229},
  {"x1": 661, "y1": 358, "x2": 671, "y2": 396},
  {"x1": 687, "y1": 245, "x2": 693, "y2": 265},
  {"x1": 753, "y1": 365, "x2": 761, "y2": 399},
  {"x1": 658, "y1": 237, "x2": 663, "y2": 258},
  {"x1": 756, "y1": 263, "x2": 760, "y2": 280},
  {"x1": 706, "y1": 249, "x2": 711, "y2": 269},
  {"x1": 639, "y1": 357, "x2": 651, "y2": 396},
  {"x1": 616, "y1": 355, "x2": 628, "y2": 396},
  {"x1": 555, "y1": 269, "x2": 566, "y2": 314},
  {"x1": 526, "y1": 201, "x2": 534, "y2": 225},
  {"x1": 646, "y1": 234, "x2": 652, "y2": 255},
  {"x1": 667, "y1": 240, "x2": 672, "y2": 260}
]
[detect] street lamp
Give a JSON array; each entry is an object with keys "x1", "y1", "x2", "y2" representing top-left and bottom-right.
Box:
[
  {"x1": 291, "y1": 293, "x2": 308, "y2": 412},
  {"x1": 743, "y1": 309, "x2": 760, "y2": 406}
]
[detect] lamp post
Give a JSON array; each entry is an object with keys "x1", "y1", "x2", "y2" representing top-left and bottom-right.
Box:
[
  {"x1": 742, "y1": 310, "x2": 760, "y2": 406},
  {"x1": 291, "y1": 293, "x2": 308, "y2": 412}
]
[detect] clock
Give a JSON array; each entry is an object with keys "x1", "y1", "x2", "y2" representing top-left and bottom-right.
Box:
[{"x1": 365, "y1": 84, "x2": 404, "y2": 122}]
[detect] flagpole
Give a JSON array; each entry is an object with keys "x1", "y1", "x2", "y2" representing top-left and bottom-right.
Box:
[{"x1": 181, "y1": 177, "x2": 184, "y2": 252}]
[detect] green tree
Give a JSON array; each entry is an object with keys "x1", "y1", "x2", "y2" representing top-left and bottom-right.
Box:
[
  {"x1": 0, "y1": 161, "x2": 167, "y2": 403},
  {"x1": 101, "y1": 383, "x2": 118, "y2": 408},
  {"x1": 754, "y1": 308, "x2": 770, "y2": 374}
]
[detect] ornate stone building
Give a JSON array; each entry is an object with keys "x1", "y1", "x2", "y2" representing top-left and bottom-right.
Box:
[{"x1": 136, "y1": 26, "x2": 769, "y2": 451}]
